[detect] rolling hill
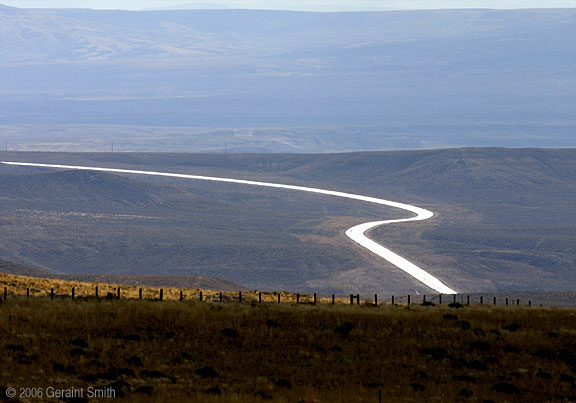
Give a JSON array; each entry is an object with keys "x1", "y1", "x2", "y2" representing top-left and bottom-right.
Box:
[
  {"x1": 0, "y1": 258, "x2": 245, "y2": 291},
  {"x1": 0, "y1": 149, "x2": 574, "y2": 294}
]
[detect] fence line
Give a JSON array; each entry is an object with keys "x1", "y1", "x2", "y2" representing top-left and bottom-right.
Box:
[{"x1": 0, "y1": 286, "x2": 557, "y2": 307}]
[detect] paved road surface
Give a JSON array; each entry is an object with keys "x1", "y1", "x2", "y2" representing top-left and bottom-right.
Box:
[{"x1": 1, "y1": 161, "x2": 457, "y2": 294}]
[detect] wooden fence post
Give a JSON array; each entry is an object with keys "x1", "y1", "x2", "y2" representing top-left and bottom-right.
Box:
[
  {"x1": 220, "y1": 292, "x2": 223, "y2": 303},
  {"x1": 467, "y1": 295, "x2": 470, "y2": 305},
  {"x1": 277, "y1": 293, "x2": 280, "y2": 303},
  {"x1": 239, "y1": 291, "x2": 242, "y2": 303},
  {"x1": 180, "y1": 290, "x2": 183, "y2": 301},
  {"x1": 51, "y1": 288, "x2": 54, "y2": 300},
  {"x1": 506, "y1": 297, "x2": 509, "y2": 306},
  {"x1": 72, "y1": 287, "x2": 75, "y2": 300},
  {"x1": 517, "y1": 298, "x2": 520, "y2": 306},
  {"x1": 528, "y1": 300, "x2": 531, "y2": 307},
  {"x1": 313, "y1": 293, "x2": 317, "y2": 304},
  {"x1": 3, "y1": 287, "x2": 7, "y2": 300},
  {"x1": 480, "y1": 296, "x2": 483, "y2": 304},
  {"x1": 159, "y1": 289, "x2": 163, "y2": 301},
  {"x1": 139, "y1": 288, "x2": 142, "y2": 300},
  {"x1": 296, "y1": 293, "x2": 300, "y2": 303},
  {"x1": 199, "y1": 291, "x2": 203, "y2": 302},
  {"x1": 96, "y1": 286, "x2": 99, "y2": 298},
  {"x1": 331, "y1": 294, "x2": 335, "y2": 304},
  {"x1": 493, "y1": 296, "x2": 496, "y2": 305},
  {"x1": 350, "y1": 294, "x2": 353, "y2": 305},
  {"x1": 26, "y1": 288, "x2": 30, "y2": 298},
  {"x1": 374, "y1": 294, "x2": 378, "y2": 306},
  {"x1": 117, "y1": 288, "x2": 121, "y2": 299},
  {"x1": 392, "y1": 295, "x2": 395, "y2": 305},
  {"x1": 408, "y1": 295, "x2": 411, "y2": 306},
  {"x1": 259, "y1": 292, "x2": 262, "y2": 303},
  {"x1": 453, "y1": 294, "x2": 457, "y2": 304},
  {"x1": 357, "y1": 294, "x2": 360, "y2": 305},
  {"x1": 439, "y1": 294, "x2": 442, "y2": 304}
]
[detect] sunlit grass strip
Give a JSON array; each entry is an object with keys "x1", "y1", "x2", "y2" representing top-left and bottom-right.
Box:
[{"x1": 0, "y1": 273, "x2": 365, "y2": 305}]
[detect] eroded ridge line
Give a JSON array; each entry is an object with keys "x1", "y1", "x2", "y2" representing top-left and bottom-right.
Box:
[{"x1": 1, "y1": 161, "x2": 457, "y2": 294}]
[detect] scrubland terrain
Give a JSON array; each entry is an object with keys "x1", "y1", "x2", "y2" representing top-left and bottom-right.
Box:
[
  {"x1": 0, "y1": 149, "x2": 574, "y2": 295},
  {"x1": 0, "y1": 294, "x2": 575, "y2": 402}
]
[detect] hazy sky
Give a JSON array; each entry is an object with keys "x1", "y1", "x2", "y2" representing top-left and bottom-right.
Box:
[{"x1": 2, "y1": 0, "x2": 575, "y2": 11}]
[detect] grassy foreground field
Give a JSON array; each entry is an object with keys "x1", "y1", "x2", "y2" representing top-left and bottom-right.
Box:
[
  {"x1": 0, "y1": 272, "x2": 340, "y2": 304},
  {"x1": 1, "y1": 293, "x2": 575, "y2": 402}
]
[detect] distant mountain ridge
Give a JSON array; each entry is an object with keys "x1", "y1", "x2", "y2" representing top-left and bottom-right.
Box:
[
  {"x1": 1, "y1": 5, "x2": 574, "y2": 148},
  {"x1": 0, "y1": 4, "x2": 243, "y2": 63},
  {"x1": 2, "y1": 5, "x2": 574, "y2": 64},
  {"x1": 143, "y1": 3, "x2": 230, "y2": 10}
]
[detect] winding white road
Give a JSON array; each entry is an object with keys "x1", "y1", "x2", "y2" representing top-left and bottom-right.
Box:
[{"x1": 1, "y1": 161, "x2": 457, "y2": 294}]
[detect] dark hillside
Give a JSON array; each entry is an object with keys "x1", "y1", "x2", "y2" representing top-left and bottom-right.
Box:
[
  {"x1": 21, "y1": 148, "x2": 573, "y2": 208},
  {"x1": 0, "y1": 170, "x2": 167, "y2": 206},
  {"x1": 0, "y1": 154, "x2": 408, "y2": 294},
  {"x1": 0, "y1": 259, "x2": 245, "y2": 290},
  {"x1": 0, "y1": 148, "x2": 574, "y2": 293},
  {"x1": 0, "y1": 258, "x2": 56, "y2": 277},
  {"x1": 14, "y1": 148, "x2": 573, "y2": 223}
]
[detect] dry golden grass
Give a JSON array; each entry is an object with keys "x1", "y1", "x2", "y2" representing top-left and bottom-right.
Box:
[
  {"x1": 0, "y1": 272, "x2": 352, "y2": 304},
  {"x1": 0, "y1": 287, "x2": 575, "y2": 402}
]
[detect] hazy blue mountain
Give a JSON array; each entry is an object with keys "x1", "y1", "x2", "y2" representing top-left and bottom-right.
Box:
[
  {"x1": 144, "y1": 3, "x2": 230, "y2": 11},
  {"x1": 1, "y1": 5, "x2": 575, "y2": 151}
]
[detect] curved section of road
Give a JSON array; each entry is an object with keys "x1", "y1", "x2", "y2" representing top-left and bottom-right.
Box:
[{"x1": 1, "y1": 161, "x2": 457, "y2": 294}]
